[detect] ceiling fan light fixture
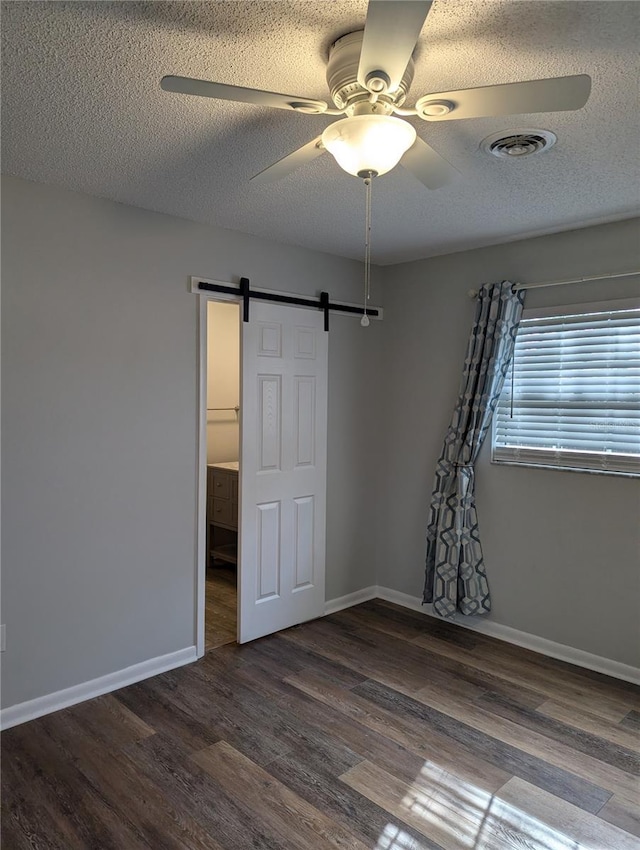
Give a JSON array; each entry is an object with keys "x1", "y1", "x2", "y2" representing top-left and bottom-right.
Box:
[{"x1": 321, "y1": 115, "x2": 416, "y2": 178}]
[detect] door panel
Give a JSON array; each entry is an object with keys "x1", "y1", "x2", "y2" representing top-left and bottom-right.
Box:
[
  {"x1": 256, "y1": 501, "x2": 280, "y2": 600},
  {"x1": 258, "y1": 375, "x2": 281, "y2": 470},
  {"x1": 294, "y1": 376, "x2": 316, "y2": 467},
  {"x1": 239, "y1": 302, "x2": 328, "y2": 643},
  {"x1": 293, "y1": 496, "x2": 314, "y2": 589}
]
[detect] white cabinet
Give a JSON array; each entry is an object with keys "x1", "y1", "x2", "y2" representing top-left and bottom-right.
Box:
[{"x1": 207, "y1": 462, "x2": 238, "y2": 565}]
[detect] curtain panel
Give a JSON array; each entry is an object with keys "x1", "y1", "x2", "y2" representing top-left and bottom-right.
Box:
[{"x1": 424, "y1": 281, "x2": 525, "y2": 618}]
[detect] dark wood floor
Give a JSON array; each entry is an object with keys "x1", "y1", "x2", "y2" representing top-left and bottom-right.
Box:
[
  {"x1": 3, "y1": 599, "x2": 640, "y2": 849},
  {"x1": 205, "y1": 567, "x2": 237, "y2": 651}
]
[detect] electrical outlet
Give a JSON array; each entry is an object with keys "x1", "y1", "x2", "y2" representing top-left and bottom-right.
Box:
[{"x1": 0, "y1": 625, "x2": 5, "y2": 652}]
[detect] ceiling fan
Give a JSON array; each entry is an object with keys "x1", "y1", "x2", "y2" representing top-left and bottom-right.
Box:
[{"x1": 160, "y1": 0, "x2": 591, "y2": 189}]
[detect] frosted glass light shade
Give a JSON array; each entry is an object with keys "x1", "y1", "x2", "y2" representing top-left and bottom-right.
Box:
[{"x1": 321, "y1": 115, "x2": 417, "y2": 177}]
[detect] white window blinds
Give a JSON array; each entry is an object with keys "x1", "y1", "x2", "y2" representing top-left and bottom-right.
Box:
[{"x1": 492, "y1": 303, "x2": 640, "y2": 475}]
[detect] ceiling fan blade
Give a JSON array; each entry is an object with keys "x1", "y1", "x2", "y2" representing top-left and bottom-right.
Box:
[
  {"x1": 415, "y1": 75, "x2": 591, "y2": 121},
  {"x1": 251, "y1": 137, "x2": 326, "y2": 185},
  {"x1": 357, "y1": 1, "x2": 433, "y2": 94},
  {"x1": 161, "y1": 75, "x2": 328, "y2": 114},
  {"x1": 401, "y1": 136, "x2": 460, "y2": 190}
]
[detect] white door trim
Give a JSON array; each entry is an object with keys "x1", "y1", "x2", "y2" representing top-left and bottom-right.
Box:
[{"x1": 195, "y1": 290, "x2": 242, "y2": 658}]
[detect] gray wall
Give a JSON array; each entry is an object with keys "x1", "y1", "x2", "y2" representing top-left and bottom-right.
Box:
[
  {"x1": 378, "y1": 218, "x2": 640, "y2": 667},
  {"x1": 3, "y1": 174, "x2": 637, "y2": 712},
  {"x1": 1, "y1": 175, "x2": 382, "y2": 708}
]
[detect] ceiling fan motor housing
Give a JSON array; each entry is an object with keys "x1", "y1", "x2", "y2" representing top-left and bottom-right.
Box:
[{"x1": 327, "y1": 31, "x2": 415, "y2": 109}]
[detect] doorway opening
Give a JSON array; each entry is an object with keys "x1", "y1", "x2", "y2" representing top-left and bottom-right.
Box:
[
  {"x1": 197, "y1": 285, "x2": 330, "y2": 652},
  {"x1": 205, "y1": 299, "x2": 240, "y2": 651}
]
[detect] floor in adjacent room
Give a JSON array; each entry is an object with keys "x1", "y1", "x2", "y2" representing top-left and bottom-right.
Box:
[
  {"x1": 2, "y1": 599, "x2": 639, "y2": 849},
  {"x1": 205, "y1": 566, "x2": 237, "y2": 651}
]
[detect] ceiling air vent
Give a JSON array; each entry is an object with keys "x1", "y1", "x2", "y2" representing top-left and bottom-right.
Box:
[{"x1": 481, "y1": 129, "x2": 557, "y2": 159}]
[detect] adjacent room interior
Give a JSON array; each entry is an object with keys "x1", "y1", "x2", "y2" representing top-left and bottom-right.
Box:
[
  {"x1": 1, "y1": 2, "x2": 639, "y2": 849},
  {"x1": 205, "y1": 300, "x2": 240, "y2": 651}
]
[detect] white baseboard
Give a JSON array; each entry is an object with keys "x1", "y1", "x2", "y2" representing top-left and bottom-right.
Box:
[
  {"x1": 1, "y1": 646, "x2": 198, "y2": 731},
  {"x1": 375, "y1": 586, "x2": 427, "y2": 615},
  {"x1": 4, "y1": 581, "x2": 638, "y2": 731},
  {"x1": 324, "y1": 586, "x2": 377, "y2": 616},
  {"x1": 375, "y1": 586, "x2": 640, "y2": 686}
]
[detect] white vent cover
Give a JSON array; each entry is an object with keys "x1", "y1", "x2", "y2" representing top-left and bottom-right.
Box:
[{"x1": 481, "y1": 129, "x2": 557, "y2": 158}]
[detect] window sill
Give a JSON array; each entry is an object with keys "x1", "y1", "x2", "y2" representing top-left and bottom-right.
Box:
[{"x1": 490, "y1": 458, "x2": 639, "y2": 479}]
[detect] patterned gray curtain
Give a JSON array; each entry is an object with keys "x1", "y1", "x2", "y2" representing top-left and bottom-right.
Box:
[{"x1": 423, "y1": 281, "x2": 525, "y2": 618}]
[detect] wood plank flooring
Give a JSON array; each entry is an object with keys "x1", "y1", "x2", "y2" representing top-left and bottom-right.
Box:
[
  {"x1": 205, "y1": 567, "x2": 237, "y2": 651},
  {"x1": 3, "y1": 599, "x2": 639, "y2": 849}
]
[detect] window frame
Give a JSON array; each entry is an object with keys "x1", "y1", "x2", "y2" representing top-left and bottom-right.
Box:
[{"x1": 491, "y1": 298, "x2": 640, "y2": 478}]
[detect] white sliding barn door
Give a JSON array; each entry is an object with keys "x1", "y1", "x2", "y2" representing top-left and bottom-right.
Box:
[{"x1": 239, "y1": 302, "x2": 328, "y2": 643}]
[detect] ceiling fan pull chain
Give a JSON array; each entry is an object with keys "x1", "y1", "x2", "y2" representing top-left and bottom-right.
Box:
[
  {"x1": 367, "y1": 174, "x2": 372, "y2": 304},
  {"x1": 361, "y1": 173, "x2": 373, "y2": 327}
]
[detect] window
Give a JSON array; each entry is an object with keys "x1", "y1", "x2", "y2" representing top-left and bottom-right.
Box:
[{"x1": 492, "y1": 300, "x2": 640, "y2": 475}]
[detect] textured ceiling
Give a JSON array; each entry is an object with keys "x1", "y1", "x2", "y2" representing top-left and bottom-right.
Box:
[{"x1": 2, "y1": 1, "x2": 639, "y2": 264}]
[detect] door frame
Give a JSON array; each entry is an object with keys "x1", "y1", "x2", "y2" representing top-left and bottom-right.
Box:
[
  {"x1": 195, "y1": 290, "x2": 242, "y2": 658},
  {"x1": 194, "y1": 279, "x2": 382, "y2": 656},
  {"x1": 196, "y1": 290, "x2": 328, "y2": 656}
]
